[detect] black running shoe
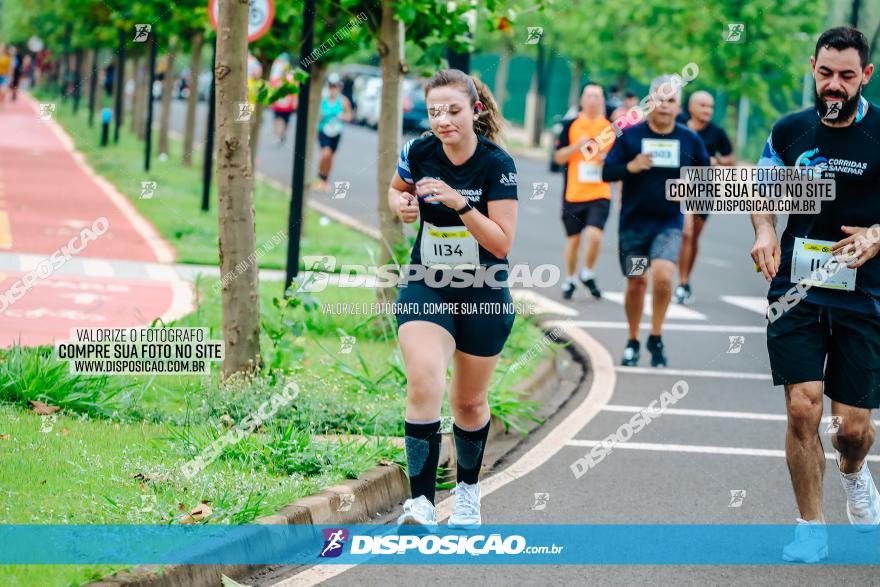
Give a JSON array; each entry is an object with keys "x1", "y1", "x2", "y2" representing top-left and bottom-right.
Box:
[
  {"x1": 562, "y1": 281, "x2": 575, "y2": 300},
  {"x1": 646, "y1": 334, "x2": 668, "y2": 367},
  {"x1": 581, "y1": 277, "x2": 602, "y2": 299},
  {"x1": 621, "y1": 340, "x2": 640, "y2": 366}
]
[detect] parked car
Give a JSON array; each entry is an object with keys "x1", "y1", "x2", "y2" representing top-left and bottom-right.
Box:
[
  {"x1": 354, "y1": 76, "x2": 382, "y2": 128},
  {"x1": 402, "y1": 79, "x2": 429, "y2": 134}
]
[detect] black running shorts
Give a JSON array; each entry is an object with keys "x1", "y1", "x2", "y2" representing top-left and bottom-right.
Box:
[
  {"x1": 394, "y1": 279, "x2": 516, "y2": 357},
  {"x1": 767, "y1": 300, "x2": 880, "y2": 409},
  {"x1": 561, "y1": 199, "x2": 611, "y2": 236}
]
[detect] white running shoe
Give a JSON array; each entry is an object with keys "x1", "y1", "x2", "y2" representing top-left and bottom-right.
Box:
[
  {"x1": 397, "y1": 495, "x2": 438, "y2": 531},
  {"x1": 448, "y1": 481, "x2": 481, "y2": 528},
  {"x1": 837, "y1": 452, "x2": 880, "y2": 532},
  {"x1": 782, "y1": 518, "x2": 828, "y2": 563}
]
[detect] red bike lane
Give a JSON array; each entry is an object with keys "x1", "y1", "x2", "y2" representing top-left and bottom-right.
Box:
[{"x1": 0, "y1": 95, "x2": 192, "y2": 347}]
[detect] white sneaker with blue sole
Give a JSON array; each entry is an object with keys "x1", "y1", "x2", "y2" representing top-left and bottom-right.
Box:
[
  {"x1": 782, "y1": 518, "x2": 828, "y2": 563},
  {"x1": 837, "y1": 451, "x2": 880, "y2": 532}
]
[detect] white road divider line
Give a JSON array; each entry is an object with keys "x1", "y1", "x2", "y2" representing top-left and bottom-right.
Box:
[
  {"x1": 564, "y1": 439, "x2": 880, "y2": 461},
  {"x1": 568, "y1": 320, "x2": 765, "y2": 333},
  {"x1": 601, "y1": 404, "x2": 880, "y2": 426},
  {"x1": 81, "y1": 259, "x2": 115, "y2": 277},
  {"x1": 616, "y1": 366, "x2": 771, "y2": 380},
  {"x1": 720, "y1": 295, "x2": 769, "y2": 316},
  {"x1": 602, "y1": 291, "x2": 707, "y2": 321},
  {"x1": 511, "y1": 288, "x2": 579, "y2": 317}
]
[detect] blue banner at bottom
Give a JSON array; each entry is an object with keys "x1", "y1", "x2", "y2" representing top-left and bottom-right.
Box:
[{"x1": 2, "y1": 524, "x2": 880, "y2": 565}]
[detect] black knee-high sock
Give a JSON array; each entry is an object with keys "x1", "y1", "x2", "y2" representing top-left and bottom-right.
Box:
[
  {"x1": 453, "y1": 420, "x2": 490, "y2": 485},
  {"x1": 404, "y1": 419, "x2": 442, "y2": 504}
]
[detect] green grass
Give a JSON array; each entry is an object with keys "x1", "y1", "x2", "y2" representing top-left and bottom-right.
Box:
[{"x1": 32, "y1": 89, "x2": 379, "y2": 270}]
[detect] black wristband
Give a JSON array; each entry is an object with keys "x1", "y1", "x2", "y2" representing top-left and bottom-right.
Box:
[{"x1": 456, "y1": 200, "x2": 473, "y2": 215}]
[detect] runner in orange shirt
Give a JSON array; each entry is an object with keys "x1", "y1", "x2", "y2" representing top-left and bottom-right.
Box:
[{"x1": 553, "y1": 84, "x2": 615, "y2": 299}]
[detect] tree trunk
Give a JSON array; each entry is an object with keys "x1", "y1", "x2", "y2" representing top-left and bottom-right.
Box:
[
  {"x1": 249, "y1": 55, "x2": 272, "y2": 166},
  {"x1": 303, "y1": 61, "x2": 327, "y2": 187},
  {"x1": 158, "y1": 46, "x2": 176, "y2": 156},
  {"x1": 376, "y1": 0, "x2": 404, "y2": 303},
  {"x1": 494, "y1": 38, "x2": 511, "y2": 116},
  {"x1": 183, "y1": 30, "x2": 204, "y2": 166},
  {"x1": 569, "y1": 60, "x2": 583, "y2": 106},
  {"x1": 216, "y1": 0, "x2": 261, "y2": 378}
]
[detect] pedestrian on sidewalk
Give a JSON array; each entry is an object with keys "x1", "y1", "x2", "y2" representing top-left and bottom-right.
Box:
[{"x1": 386, "y1": 69, "x2": 518, "y2": 530}]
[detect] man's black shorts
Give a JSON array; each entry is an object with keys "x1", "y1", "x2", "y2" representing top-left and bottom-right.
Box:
[
  {"x1": 561, "y1": 199, "x2": 611, "y2": 236},
  {"x1": 767, "y1": 300, "x2": 880, "y2": 409}
]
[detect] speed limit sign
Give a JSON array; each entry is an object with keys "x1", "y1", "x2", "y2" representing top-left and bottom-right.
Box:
[{"x1": 208, "y1": 0, "x2": 275, "y2": 43}]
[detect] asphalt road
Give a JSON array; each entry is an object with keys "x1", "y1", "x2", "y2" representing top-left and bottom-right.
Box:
[{"x1": 166, "y1": 101, "x2": 880, "y2": 584}]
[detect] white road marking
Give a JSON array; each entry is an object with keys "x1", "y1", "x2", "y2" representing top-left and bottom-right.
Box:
[
  {"x1": 564, "y1": 439, "x2": 880, "y2": 462},
  {"x1": 568, "y1": 320, "x2": 765, "y2": 333},
  {"x1": 145, "y1": 263, "x2": 180, "y2": 281},
  {"x1": 601, "y1": 404, "x2": 880, "y2": 426},
  {"x1": 81, "y1": 259, "x2": 114, "y2": 277},
  {"x1": 270, "y1": 318, "x2": 616, "y2": 586},
  {"x1": 59, "y1": 292, "x2": 102, "y2": 305},
  {"x1": 16, "y1": 253, "x2": 44, "y2": 271},
  {"x1": 721, "y1": 295, "x2": 768, "y2": 316},
  {"x1": 511, "y1": 289, "x2": 579, "y2": 317},
  {"x1": 616, "y1": 366, "x2": 771, "y2": 380},
  {"x1": 602, "y1": 291, "x2": 707, "y2": 321},
  {"x1": 701, "y1": 256, "x2": 732, "y2": 268}
]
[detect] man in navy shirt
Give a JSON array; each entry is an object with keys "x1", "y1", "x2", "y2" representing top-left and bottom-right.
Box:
[
  {"x1": 603, "y1": 75, "x2": 710, "y2": 367},
  {"x1": 751, "y1": 26, "x2": 880, "y2": 562}
]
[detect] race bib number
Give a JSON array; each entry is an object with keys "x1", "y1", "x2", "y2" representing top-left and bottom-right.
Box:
[
  {"x1": 421, "y1": 222, "x2": 480, "y2": 268},
  {"x1": 641, "y1": 139, "x2": 680, "y2": 168},
  {"x1": 323, "y1": 119, "x2": 343, "y2": 137},
  {"x1": 790, "y1": 237, "x2": 856, "y2": 291},
  {"x1": 577, "y1": 161, "x2": 603, "y2": 183}
]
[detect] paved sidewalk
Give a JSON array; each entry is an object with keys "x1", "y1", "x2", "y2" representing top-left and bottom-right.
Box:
[{"x1": 0, "y1": 95, "x2": 191, "y2": 347}]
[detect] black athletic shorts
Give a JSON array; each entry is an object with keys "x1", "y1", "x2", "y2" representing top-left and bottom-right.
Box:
[
  {"x1": 395, "y1": 278, "x2": 515, "y2": 357},
  {"x1": 274, "y1": 110, "x2": 292, "y2": 124},
  {"x1": 767, "y1": 300, "x2": 880, "y2": 409},
  {"x1": 694, "y1": 213, "x2": 710, "y2": 221},
  {"x1": 318, "y1": 130, "x2": 341, "y2": 152},
  {"x1": 561, "y1": 199, "x2": 611, "y2": 236}
]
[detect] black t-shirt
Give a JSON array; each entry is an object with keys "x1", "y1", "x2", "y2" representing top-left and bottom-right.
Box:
[
  {"x1": 397, "y1": 133, "x2": 518, "y2": 268},
  {"x1": 759, "y1": 99, "x2": 880, "y2": 315},
  {"x1": 692, "y1": 121, "x2": 733, "y2": 158}
]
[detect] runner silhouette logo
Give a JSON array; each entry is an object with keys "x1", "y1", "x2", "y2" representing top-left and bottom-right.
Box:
[{"x1": 319, "y1": 528, "x2": 348, "y2": 558}]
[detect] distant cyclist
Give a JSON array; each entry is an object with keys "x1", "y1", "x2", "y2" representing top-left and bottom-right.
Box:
[
  {"x1": 314, "y1": 73, "x2": 352, "y2": 192},
  {"x1": 553, "y1": 84, "x2": 615, "y2": 300},
  {"x1": 674, "y1": 90, "x2": 734, "y2": 305},
  {"x1": 602, "y1": 75, "x2": 710, "y2": 367},
  {"x1": 387, "y1": 69, "x2": 517, "y2": 530}
]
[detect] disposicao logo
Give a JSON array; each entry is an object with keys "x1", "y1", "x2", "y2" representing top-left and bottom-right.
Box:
[{"x1": 319, "y1": 528, "x2": 348, "y2": 558}]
